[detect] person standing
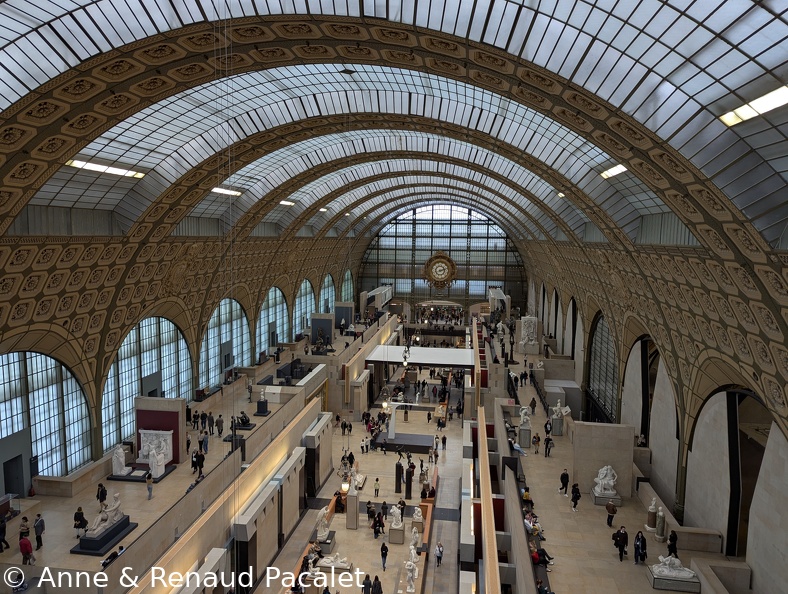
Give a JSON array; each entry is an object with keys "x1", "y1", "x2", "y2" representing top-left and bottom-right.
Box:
[
  {"x1": 198, "y1": 431, "x2": 205, "y2": 453},
  {"x1": 544, "y1": 419, "x2": 552, "y2": 436},
  {"x1": 341, "y1": 420, "x2": 346, "y2": 436},
  {"x1": 19, "y1": 534, "x2": 34, "y2": 565},
  {"x1": 441, "y1": 435, "x2": 447, "y2": 450},
  {"x1": 427, "y1": 411, "x2": 432, "y2": 424},
  {"x1": 614, "y1": 526, "x2": 628, "y2": 561},
  {"x1": 33, "y1": 514, "x2": 45, "y2": 550},
  {"x1": 532, "y1": 433, "x2": 541, "y2": 454},
  {"x1": 207, "y1": 411, "x2": 215, "y2": 435},
  {"x1": 96, "y1": 483, "x2": 108, "y2": 511},
  {"x1": 73, "y1": 507, "x2": 88, "y2": 538},
  {"x1": 347, "y1": 422, "x2": 353, "y2": 435},
  {"x1": 371, "y1": 575, "x2": 383, "y2": 594},
  {"x1": 192, "y1": 411, "x2": 200, "y2": 430},
  {"x1": 543, "y1": 436, "x2": 553, "y2": 457},
  {"x1": 186, "y1": 432, "x2": 191, "y2": 454},
  {"x1": 667, "y1": 530, "x2": 679, "y2": 558},
  {"x1": 374, "y1": 478, "x2": 380, "y2": 497},
  {"x1": 203, "y1": 430, "x2": 210, "y2": 453},
  {"x1": 634, "y1": 530, "x2": 648, "y2": 564},
  {"x1": 381, "y1": 501, "x2": 388, "y2": 519},
  {"x1": 362, "y1": 574, "x2": 372, "y2": 594},
  {"x1": 146, "y1": 472, "x2": 153, "y2": 500},
  {"x1": 196, "y1": 450, "x2": 205, "y2": 476},
  {"x1": 380, "y1": 542, "x2": 388, "y2": 571},
  {"x1": 435, "y1": 541, "x2": 444, "y2": 566},
  {"x1": 559, "y1": 469, "x2": 570, "y2": 496},
  {"x1": 216, "y1": 414, "x2": 224, "y2": 437},
  {"x1": 571, "y1": 483, "x2": 581, "y2": 511},
  {"x1": 191, "y1": 449, "x2": 198, "y2": 474},
  {"x1": 529, "y1": 397, "x2": 537, "y2": 413},
  {"x1": 605, "y1": 499, "x2": 618, "y2": 527},
  {"x1": 200, "y1": 410, "x2": 208, "y2": 430}
]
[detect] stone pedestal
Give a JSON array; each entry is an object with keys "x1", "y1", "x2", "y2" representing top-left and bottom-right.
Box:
[
  {"x1": 647, "y1": 566, "x2": 700, "y2": 592},
  {"x1": 346, "y1": 492, "x2": 358, "y2": 530},
  {"x1": 395, "y1": 463, "x2": 403, "y2": 494},
  {"x1": 592, "y1": 489, "x2": 621, "y2": 506},
  {"x1": 646, "y1": 510, "x2": 657, "y2": 532},
  {"x1": 551, "y1": 416, "x2": 564, "y2": 436},
  {"x1": 254, "y1": 399, "x2": 270, "y2": 416},
  {"x1": 311, "y1": 530, "x2": 337, "y2": 553},
  {"x1": 519, "y1": 426, "x2": 531, "y2": 448},
  {"x1": 412, "y1": 518, "x2": 424, "y2": 533},
  {"x1": 389, "y1": 525, "x2": 405, "y2": 544}
]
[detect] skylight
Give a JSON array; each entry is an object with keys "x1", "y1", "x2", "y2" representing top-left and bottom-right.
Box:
[
  {"x1": 66, "y1": 160, "x2": 144, "y2": 178},
  {"x1": 719, "y1": 86, "x2": 788, "y2": 126}
]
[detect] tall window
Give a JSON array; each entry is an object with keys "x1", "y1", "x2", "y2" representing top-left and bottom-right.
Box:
[
  {"x1": 588, "y1": 314, "x2": 619, "y2": 422},
  {"x1": 257, "y1": 287, "x2": 290, "y2": 355},
  {"x1": 293, "y1": 279, "x2": 316, "y2": 338},
  {"x1": 359, "y1": 205, "x2": 525, "y2": 308},
  {"x1": 199, "y1": 299, "x2": 251, "y2": 388},
  {"x1": 320, "y1": 274, "x2": 336, "y2": 313},
  {"x1": 0, "y1": 352, "x2": 91, "y2": 477},
  {"x1": 102, "y1": 317, "x2": 192, "y2": 452},
  {"x1": 341, "y1": 270, "x2": 354, "y2": 302}
]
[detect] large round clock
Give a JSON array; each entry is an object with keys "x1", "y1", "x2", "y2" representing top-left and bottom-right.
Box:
[{"x1": 423, "y1": 251, "x2": 457, "y2": 289}]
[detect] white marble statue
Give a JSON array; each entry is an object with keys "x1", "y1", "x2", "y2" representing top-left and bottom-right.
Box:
[
  {"x1": 651, "y1": 555, "x2": 697, "y2": 579},
  {"x1": 410, "y1": 526, "x2": 419, "y2": 548},
  {"x1": 522, "y1": 316, "x2": 537, "y2": 344},
  {"x1": 409, "y1": 544, "x2": 419, "y2": 564},
  {"x1": 112, "y1": 445, "x2": 131, "y2": 476},
  {"x1": 413, "y1": 507, "x2": 423, "y2": 522},
  {"x1": 350, "y1": 467, "x2": 365, "y2": 489},
  {"x1": 324, "y1": 553, "x2": 348, "y2": 566},
  {"x1": 316, "y1": 506, "x2": 330, "y2": 541},
  {"x1": 88, "y1": 493, "x2": 123, "y2": 537},
  {"x1": 391, "y1": 505, "x2": 403, "y2": 529},
  {"x1": 405, "y1": 561, "x2": 417, "y2": 593},
  {"x1": 148, "y1": 443, "x2": 167, "y2": 479},
  {"x1": 137, "y1": 429, "x2": 173, "y2": 467},
  {"x1": 593, "y1": 465, "x2": 618, "y2": 495},
  {"x1": 649, "y1": 498, "x2": 657, "y2": 513},
  {"x1": 551, "y1": 399, "x2": 564, "y2": 418},
  {"x1": 519, "y1": 406, "x2": 530, "y2": 425}
]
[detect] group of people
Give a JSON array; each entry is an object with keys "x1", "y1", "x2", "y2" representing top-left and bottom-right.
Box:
[
  {"x1": 190, "y1": 409, "x2": 223, "y2": 437},
  {"x1": 1, "y1": 514, "x2": 45, "y2": 566}
]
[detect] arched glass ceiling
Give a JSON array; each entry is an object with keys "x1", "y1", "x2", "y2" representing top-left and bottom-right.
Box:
[
  {"x1": 3, "y1": 0, "x2": 786, "y2": 243},
  {"x1": 32, "y1": 65, "x2": 659, "y2": 238}
]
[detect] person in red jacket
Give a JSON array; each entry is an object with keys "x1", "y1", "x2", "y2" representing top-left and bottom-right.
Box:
[{"x1": 19, "y1": 535, "x2": 34, "y2": 565}]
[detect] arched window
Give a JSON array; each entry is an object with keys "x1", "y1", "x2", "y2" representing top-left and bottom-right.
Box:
[
  {"x1": 320, "y1": 274, "x2": 336, "y2": 313},
  {"x1": 341, "y1": 270, "x2": 354, "y2": 302},
  {"x1": 0, "y1": 352, "x2": 91, "y2": 476},
  {"x1": 199, "y1": 299, "x2": 251, "y2": 388},
  {"x1": 257, "y1": 287, "x2": 289, "y2": 355},
  {"x1": 102, "y1": 317, "x2": 192, "y2": 452},
  {"x1": 293, "y1": 279, "x2": 316, "y2": 339},
  {"x1": 588, "y1": 314, "x2": 619, "y2": 422}
]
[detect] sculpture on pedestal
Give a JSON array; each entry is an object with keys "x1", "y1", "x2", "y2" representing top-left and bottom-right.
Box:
[
  {"x1": 551, "y1": 400, "x2": 566, "y2": 419},
  {"x1": 651, "y1": 555, "x2": 696, "y2": 579},
  {"x1": 405, "y1": 561, "x2": 417, "y2": 593},
  {"x1": 148, "y1": 444, "x2": 167, "y2": 479},
  {"x1": 413, "y1": 507, "x2": 423, "y2": 522},
  {"x1": 316, "y1": 506, "x2": 330, "y2": 541},
  {"x1": 646, "y1": 497, "x2": 657, "y2": 532},
  {"x1": 519, "y1": 406, "x2": 531, "y2": 427},
  {"x1": 408, "y1": 544, "x2": 419, "y2": 564},
  {"x1": 410, "y1": 526, "x2": 419, "y2": 547},
  {"x1": 350, "y1": 467, "x2": 365, "y2": 490},
  {"x1": 390, "y1": 506, "x2": 403, "y2": 529},
  {"x1": 656, "y1": 507, "x2": 666, "y2": 540},
  {"x1": 88, "y1": 493, "x2": 123, "y2": 537},
  {"x1": 522, "y1": 317, "x2": 537, "y2": 344},
  {"x1": 593, "y1": 465, "x2": 618, "y2": 495},
  {"x1": 324, "y1": 553, "x2": 348, "y2": 566},
  {"x1": 112, "y1": 445, "x2": 131, "y2": 476}
]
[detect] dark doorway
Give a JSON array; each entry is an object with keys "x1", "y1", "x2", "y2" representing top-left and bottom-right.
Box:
[{"x1": 3, "y1": 455, "x2": 24, "y2": 496}]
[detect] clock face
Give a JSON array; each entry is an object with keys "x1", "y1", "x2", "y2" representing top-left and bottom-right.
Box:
[{"x1": 431, "y1": 261, "x2": 449, "y2": 281}]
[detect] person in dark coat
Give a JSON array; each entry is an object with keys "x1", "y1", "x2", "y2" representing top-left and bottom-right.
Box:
[
  {"x1": 0, "y1": 516, "x2": 10, "y2": 550},
  {"x1": 73, "y1": 507, "x2": 88, "y2": 538},
  {"x1": 559, "y1": 469, "x2": 570, "y2": 496},
  {"x1": 667, "y1": 530, "x2": 679, "y2": 558},
  {"x1": 614, "y1": 526, "x2": 628, "y2": 561},
  {"x1": 570, "y1": 483, "x2": 581, "y2": 511},
  {"x1": 634, "y1": 530, "x2": 648, "y2": 564}
]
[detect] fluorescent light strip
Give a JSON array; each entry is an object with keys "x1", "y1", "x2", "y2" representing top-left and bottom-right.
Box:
[
  {"x1": 66, "y1": 159, "x2": 144, "y2": 178},
  {"x1": 319, "y1": 208, "x2": 328, "y2": 212},
  {"x1": 600, "y1": 164, "x2": 627, "y2": 179},
  {"x1": 280, "y1": 200, "x2": 295, "y2": 206},
  {"x1": 720, "y1": 85, "x2": 788, "y2": 126},
  {"x1": 212, "y1": 187, "x2": 242, "y2": 196},
  {"x1": 557, "y1": 192, "x2": 565, "y2": 198}
]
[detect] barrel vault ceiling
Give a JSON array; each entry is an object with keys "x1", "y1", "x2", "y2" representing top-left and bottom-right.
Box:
[{"x1": 0, "y1": 1, "x2": 787, "y2": 436}]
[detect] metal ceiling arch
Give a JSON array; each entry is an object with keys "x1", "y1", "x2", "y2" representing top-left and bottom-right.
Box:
[{"x1": 226, "y1": 152, "x2": 587, "y2": 246}]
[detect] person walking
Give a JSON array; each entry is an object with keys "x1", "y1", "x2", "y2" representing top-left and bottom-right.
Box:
[
  {"x1": 559, "y1": 469, "x2": 569, "y2": 496},
  {"x1": 207, "y1": 412, "x2": 215, "y2": 435},
  {"x1": 191, "y1": 449, "x2": 198, "y2": 473},
  {"x1": 371, "y1": 575, "x2": 383, "y2": 594},
  {"x1": 427, "y1": 411, "x2": 432, "y2": 424},
  {"x1": 381, "y1": 501, "x2": 388, "y2": 519},
  {"x1": 529, "y1": 396, "x2": 537, "y2": 413},
  {"x1": 196, "y1": 450, "x2": 205, "y2": 476},
  {"x1": 73, "y1": 507, "x2": 88, "y2": 538},
  {"x1": 200, "y1": 410, "x2": 208, "y2": 430},
  {"x1": 435, "y1": 541, "x2": 444, "y2": 566},
  {"x1": 544, "y1": 436, "x2": 554, "y2": 457},
  {"x1": 634, "y1": 530, "x2": 648, "y2": 564},
  {"x1": 374, "y1": 478, "x2": 380, "y2": 497},
  {"x1": 203, "y1": 430, "x2": 210, "y2": 453},
  {"x1": 186, "y1": 432, "x2": 191, "y2": 454},
  {"x1": 146, "y1": 472, "x2": 153, "y2": 500},
  {"x1": 613, "y1": 526, "x2": 628, "y2": 561},
  {"x1": 605, "y1": 499, "x2": 618, "y2": 527},
  {"x1": 33, "y1": 514, "x2": 45, "y2": 550},
  {"x1": 192, "y1": 411, "x2": 200, "y2": 430},
  {"x1": 216, "y1": 414, "x2": 224, "y2": 437},
  {"x1": 198, "y1": 431, "x2": 205, "y2": 453},
  {"x1": 0, "y1": 516, "x2": 9, "y2": 551},
  {"x1": 544, "y1": 419, "x2": 552, "y2": 436},
  {"x1": 441, "y1": 435, "x2": 447, "y2": 450},
  {"x1": 532, "y1": 433, "x2": 541, "y2": 454},
  {"x1": 571, "y1": 483, "x2": 581, "y2": 511},
  {"x1": 17, "y1": 516, "x2": 29, "y2": 540},
  {"x1": 96, "y1": 483, "x2": 108, "y2": 511},
  {"x1": 380, "y1": 542, "x2": 388, "y2": 571},
  {"x1": 362, "y1": 574, "x2": 372, "y2": 594},
  {"x1": 667, "y1": 530, "x2": 679, "y2": 558}
]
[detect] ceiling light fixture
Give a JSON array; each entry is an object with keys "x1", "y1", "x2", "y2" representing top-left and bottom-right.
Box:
[
  {"x1": 212, "y1": 187, "x2": 242, "y2": 196},
  {"x1": 280, "y1": 200, "x2": 295, "y2": 206},
  {"x1": 319, "y1": 208, "x2": 328, "y2": 212},
  {"x1": 344, "y1": 213, "x2": 350, "y2": 216},
  {"x1": 600, "y1": 164, "x2": 627, "y2": 179},
  {"x1": 720, "y1": 85, "x2": 788, "y2": 126},
  {"x1": 66, "y1": 159, "x2": 144, "y2": 178},
  {"x1": 557, "y1": 192, "x2": 565, "y2": 198}
]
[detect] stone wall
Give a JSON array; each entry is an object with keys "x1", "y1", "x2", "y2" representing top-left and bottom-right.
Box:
[
  {"x1": 647, "y1": 360, "x2": 679, "y2": 510},
  {"x1": 572, "y1": 421, "x2": 634, "y2": 497}
]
